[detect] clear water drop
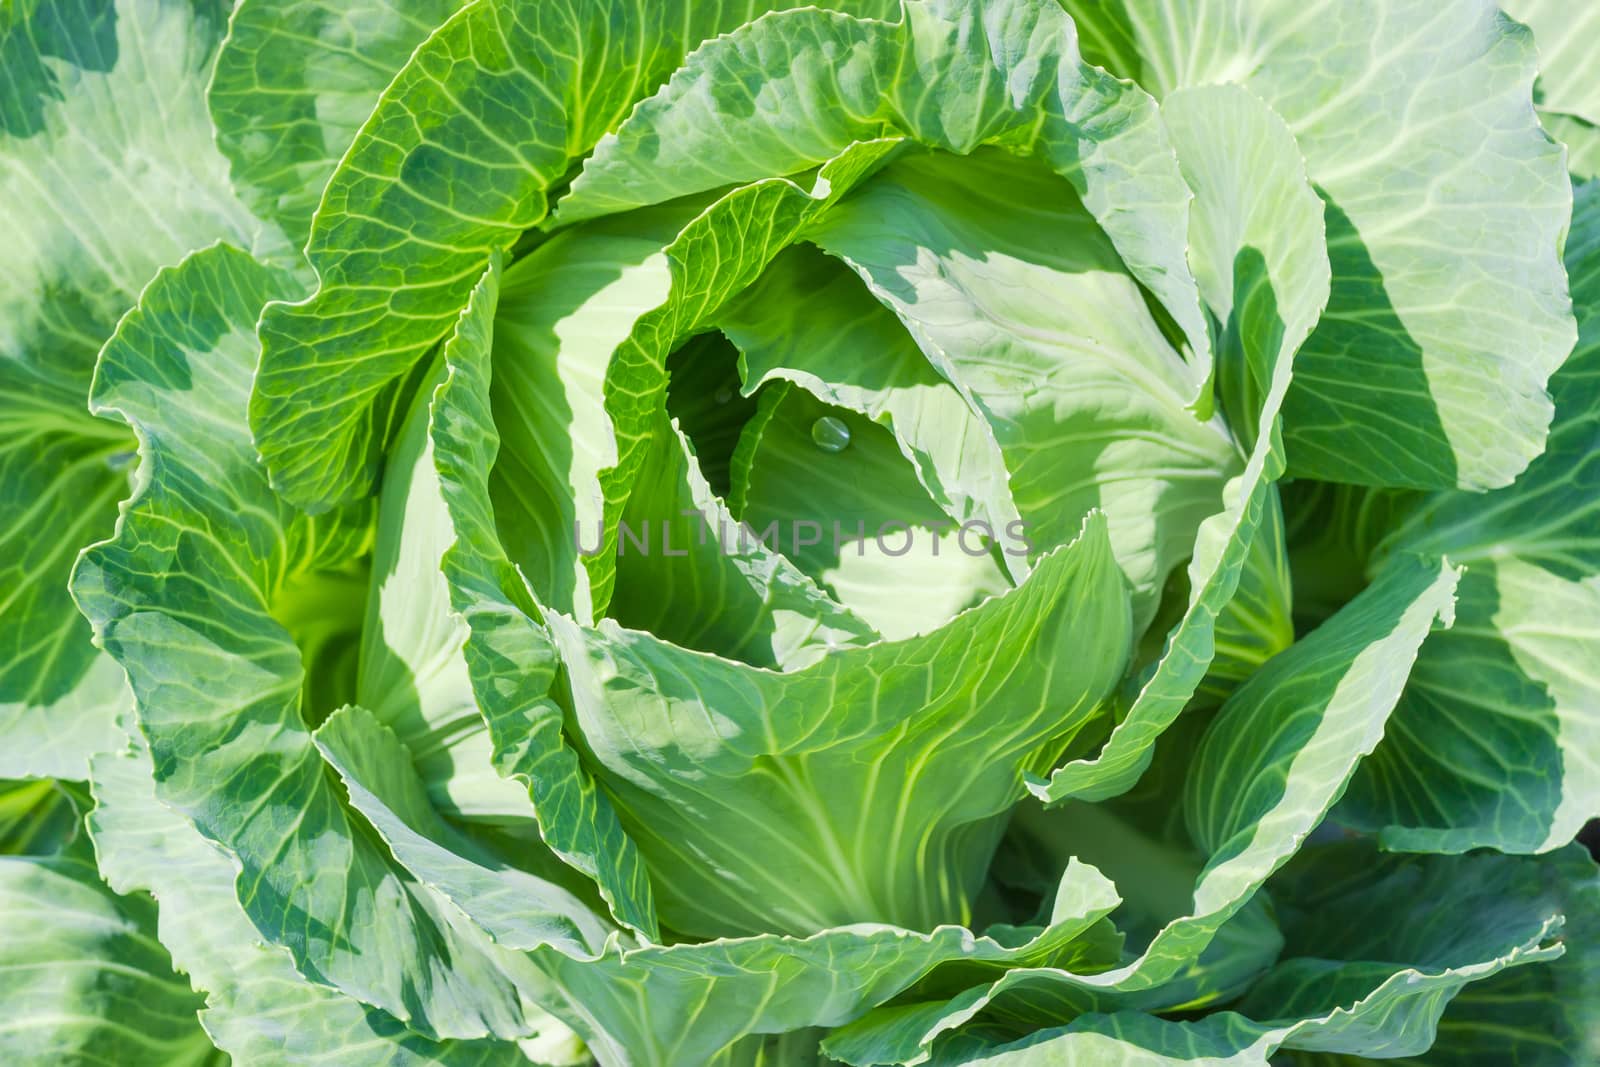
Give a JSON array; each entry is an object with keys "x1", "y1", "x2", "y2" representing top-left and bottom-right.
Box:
[{"x1": 811, "y1": 415, "x2": 851, "y2": 453}]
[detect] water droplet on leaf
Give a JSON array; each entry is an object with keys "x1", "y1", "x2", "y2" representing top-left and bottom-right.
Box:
[{"x1": 811, "y1": 416, "x2": 851, "y2": 453}]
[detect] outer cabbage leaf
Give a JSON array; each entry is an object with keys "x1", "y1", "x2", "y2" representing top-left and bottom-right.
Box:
[
  {"x1": 208, "y1": 0, "x2": 468, "y2": 250},
  {"x1": 1258, "y1": 843, "x2": 1599, "y2": 1067},
  {"x1": 72, "y1": 244, "x2": 573, "y2": 1041},
  {"x1": 523, "y1": 863, "x2": 1122, "y2": 1066},
  {"x1": 1334, "y1": 181, "x2": 1600, "y2": 854},
  {"x1": 0, "y1": 0, "x2": 272, "y2": 377},
  {"x1": 0, "y1": 0, "x2": 274, "y2": 778},
  {"x1": 88, "y1": 736, "x2": 539, "y2": 1066},
  {"x1": 313, "y1": 705, "x2": 614, "y2": 959},
  {"x1": 1062, "y1": 0, "x2": 1576, "y2": 491}
]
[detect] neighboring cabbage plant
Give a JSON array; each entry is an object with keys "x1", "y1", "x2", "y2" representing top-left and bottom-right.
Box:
[{"x1": 2, "y1": 0, "x2": 1599, "y2": 1064}]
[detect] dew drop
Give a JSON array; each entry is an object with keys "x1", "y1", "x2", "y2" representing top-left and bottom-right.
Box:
[{"x1": 811, "y1": 415, "x2": 851, "y2": 453}]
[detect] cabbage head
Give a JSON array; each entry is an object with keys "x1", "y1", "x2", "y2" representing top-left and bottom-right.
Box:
[{"x1": 2, "y1": 0, "x2": 1600, "y2": 1064}]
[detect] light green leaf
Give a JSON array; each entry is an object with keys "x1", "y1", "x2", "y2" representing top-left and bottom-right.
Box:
[
  {"x1": 250, "y1": 0, "x2": 874, "y2": 511},
  {"x1": 1032, "y1": 82, "x2": 1328, "y2": 804},
  {"x1": 301, "y1": 687, "x2": 1142, "y2": 1064},
  {"x1": 484, "y1": 205, "x2": 689, "y2": 622},
  {"x1": 1062, "y1": 0, "x2": 1575, "y2": 491},
  {"x1": 1348, "y1": 847, "x2": 1600, "y2": 1067},
  {"x1": 208, "y1": 0, "x2": 467, "y2": 250},
  {"x1": 1160, "y1": 555, "x2": 1454, "y2": 970},
  {"x1": 1181, "y1": 555, "x2": 1458, "y2": 867},
  {"x1": 1500, "y1": 1, "x2": 1600, "y2": 127},
  {"x1": 827, "y1": 786, "x2": 1281, "y2": 1066},
  {"x1": 924, "y1": 1014, "x2": 1266, "y2": 1066},
  {"x1": 544, "y1": 512, "x2": 1130, "y2": 938},
  {"x1": 316, "y1": 690, "x2": 1149, "y2": 1065},
  {"x1": 526, "y1": 858, "x2": 1124, "y2": 1065},
  {"x1": 0, "y1": 0, "x2": 274, "y2": 382},
  {"x1": 0, "y1": 850, "x2": 214, "y2": 1066},
  {"x1": 1335, "y1": 180, "x2": 1600, "y2": 854},
  {"x1": 1010, "y1": 715, "x2": 1285, "y2": 1020}
]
